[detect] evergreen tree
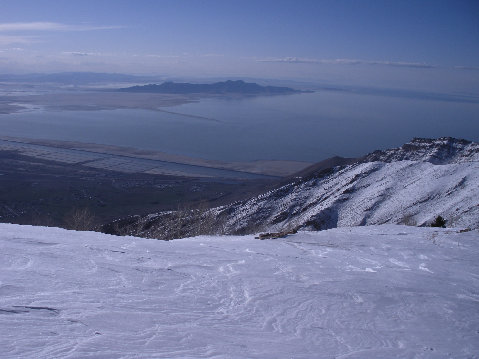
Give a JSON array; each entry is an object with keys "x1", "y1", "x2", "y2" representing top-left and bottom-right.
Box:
[{"x1": 431, "y1": 215, "x2": 447, "y2": 228}]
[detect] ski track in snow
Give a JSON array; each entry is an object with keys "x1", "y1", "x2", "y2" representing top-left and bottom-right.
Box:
[{"x1": 0, "y1": 223, "x2": 478, "y2": 358}]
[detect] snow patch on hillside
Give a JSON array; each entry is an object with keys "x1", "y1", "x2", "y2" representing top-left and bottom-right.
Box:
[{"x1": 1, "y1": 223, "x2": 478, "y2": 358}]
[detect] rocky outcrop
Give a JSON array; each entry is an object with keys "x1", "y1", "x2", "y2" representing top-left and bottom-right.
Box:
[{"x1": 361, "y1": 137, "x2": 479, "y2": 164}]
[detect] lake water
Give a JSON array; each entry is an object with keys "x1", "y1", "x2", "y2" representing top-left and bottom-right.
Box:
[{"x1": 1, "y1": 91, "x2": 478, "y2": 162}]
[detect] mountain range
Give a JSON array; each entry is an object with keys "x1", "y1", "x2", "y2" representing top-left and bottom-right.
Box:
[
  {"x1": 0, "y1": 72, "x2": 159, "y2": 85},
  {"x1": 103, "y1": 137, "x2": 479, "y2": 239},
  {"x1": 118, "y1": 80, "x2": 303, "y2": 95}
]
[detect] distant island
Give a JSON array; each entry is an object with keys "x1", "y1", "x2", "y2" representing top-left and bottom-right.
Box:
[{"x1": 118, "y1": 80, "x2": 306, "y2": 95}]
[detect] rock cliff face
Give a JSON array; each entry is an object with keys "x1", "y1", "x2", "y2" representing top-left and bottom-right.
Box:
[{"x1": 103, "y1": 138, "x2": 479, "y2": 239}]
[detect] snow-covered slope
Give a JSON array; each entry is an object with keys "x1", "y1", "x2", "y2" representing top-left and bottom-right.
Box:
[
  {"x1": 221, "y1": 155, "x2": 479, "y2": 233},
  {"x1": 0, "y1": 223, "x2": 478, "y2": 358},
  {"x1": 105, "y1": 137, "x2": 479, "y2": 239},
  {"x1": 217, "y1": 137, "x2": 479, "y2": 234}
]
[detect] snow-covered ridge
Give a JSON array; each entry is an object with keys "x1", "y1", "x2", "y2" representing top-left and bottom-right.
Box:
[
  {"x1": 108, "y1": 137, "x2": 479, "y2": 238},
  {"x1": 361, "y1": 137, "x2": 479, "y2": 164},
  {"x1": 1, "y1": 223, "x2": 478, "y2": 358}
]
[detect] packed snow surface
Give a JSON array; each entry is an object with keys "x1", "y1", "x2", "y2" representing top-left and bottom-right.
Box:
[{"x1": 0, "y1": 223, "x2": 478, "y2": 358}]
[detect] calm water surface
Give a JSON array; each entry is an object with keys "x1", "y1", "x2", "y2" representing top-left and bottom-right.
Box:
[{"x1": 0, "y1": 91, "x2": 478, "y2": 162}]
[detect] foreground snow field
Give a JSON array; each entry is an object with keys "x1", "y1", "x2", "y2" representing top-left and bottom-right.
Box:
[{"x1": 0, "y1": 224, "x2": 478, "y2": 358}]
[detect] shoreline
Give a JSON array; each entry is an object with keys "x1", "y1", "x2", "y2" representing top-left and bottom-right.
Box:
[{"x1": 0, "y1": 90, "x2": 304, "y2": 115}]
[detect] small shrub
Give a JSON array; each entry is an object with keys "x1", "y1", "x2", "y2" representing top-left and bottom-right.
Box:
[
  {"x1": 431, "y1": 215, "x2": 447, "y2": 228},
  {"x1": 63, "y1": 208, "x2": 97, "y2": 231},
  {"x1": 400, "y1": 214, "x2": 417, "y2": 226}
]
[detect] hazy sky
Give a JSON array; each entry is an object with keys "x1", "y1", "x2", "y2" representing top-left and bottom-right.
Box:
[{"x1": 1, "y1": 0, "x2": 478, "y2": 92}]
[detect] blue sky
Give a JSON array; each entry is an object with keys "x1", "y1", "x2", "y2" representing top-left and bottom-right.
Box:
[{"x1": 0, "y1": 0, "x2": 478, "y2": 92}]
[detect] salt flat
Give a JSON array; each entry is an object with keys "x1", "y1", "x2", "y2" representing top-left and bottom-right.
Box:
[
  {"x1": 0, "y1": 138, "x2": 277, "y2": 179},
  {"x1": 0, "y1": 137, "x2": 308, "y2": 178},
  {"x1": 0, "y1": 224, "x2": 478, "y2": 358}
]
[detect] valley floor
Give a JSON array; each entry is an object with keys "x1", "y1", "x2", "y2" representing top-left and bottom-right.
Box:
[
  {"x1": 0, "y1": 224, "x2": 478, "y2": 358},
  {"x1": 0, "y1": 149, "x2": 276, "y2": 229}
]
